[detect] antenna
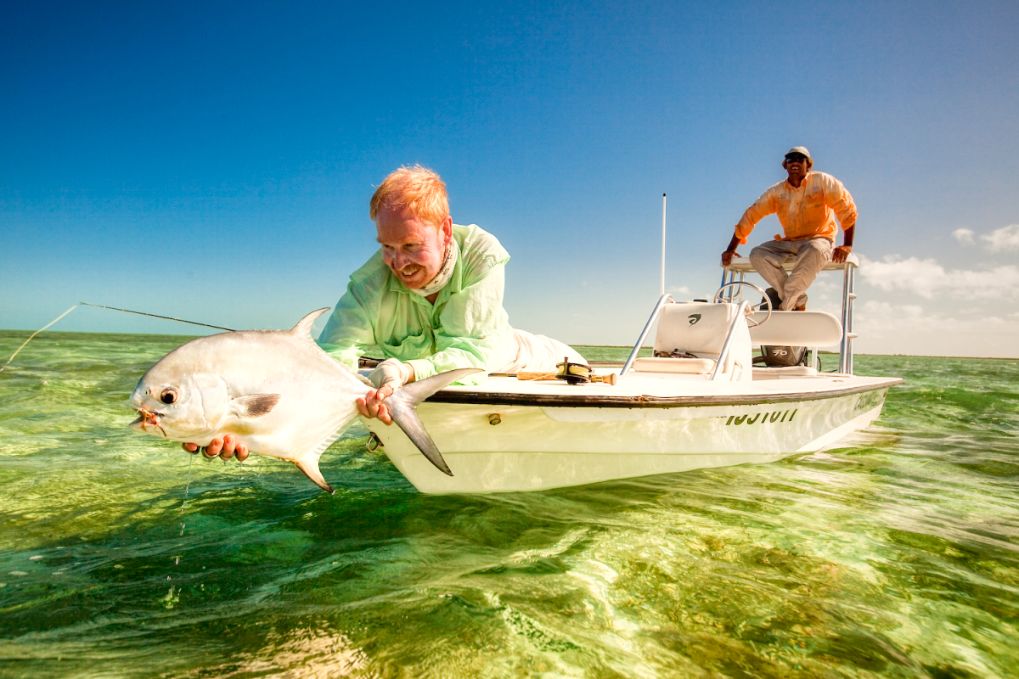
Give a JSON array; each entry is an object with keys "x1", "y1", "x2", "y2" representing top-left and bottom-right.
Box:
[{"x1": 659, "y1": 193, "x2": 667, "y2": 296}]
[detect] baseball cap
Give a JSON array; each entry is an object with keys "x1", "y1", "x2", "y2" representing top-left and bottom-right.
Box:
[{"x1": 784, "y1": 146, "x2": 812, "y2": 161}]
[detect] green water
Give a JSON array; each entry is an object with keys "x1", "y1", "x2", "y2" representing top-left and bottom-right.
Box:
[{"x1": 1, "y1": 332, "x2": 1017, "y2": 678}]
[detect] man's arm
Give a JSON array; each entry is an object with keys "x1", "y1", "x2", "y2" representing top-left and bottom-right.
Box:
[
  {"x1": 724, "y1": 187, "x2": 779, "y2": 266},
  {"x1": 317, "y1": 282, "x2": 378, "y2": 370},
  {"x1": 721, "y1": 234, "x2": 742, "y2": 267},
  {"x1": 317, "y1": 279, "x2": 405, "y2": 423},
  {"x1": 826, "y1": 174, "x2": 857, "y2": 264},
  {"x1": 407, "y1": 264, "x2": 512, "y2": 380},
  {"x1": 833, "y1": 224, "x2": 855, "y2": 263}
]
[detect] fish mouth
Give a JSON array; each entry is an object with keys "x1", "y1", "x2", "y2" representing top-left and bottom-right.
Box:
[{"x1": 132, "y1": 408, "x2": 167, "y2": 438}]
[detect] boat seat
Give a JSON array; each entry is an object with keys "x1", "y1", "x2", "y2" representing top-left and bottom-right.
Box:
[
  {"x1": 632, "y1": 302, "x2": 752, "y2": 381},
  {"x1": 752, "y1": 365, "x2": 819, "y2": 379},
  {"x1": 748, "y1": 310, "x2": 842, "y2": 347},
  {"x1": 629, "y1": 356, "x2": 716, "y2": 374}
]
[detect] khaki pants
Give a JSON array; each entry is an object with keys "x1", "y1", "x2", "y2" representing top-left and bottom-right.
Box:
[{"x1": 748, "y1": 237, "x2": 833, "y2": 310}]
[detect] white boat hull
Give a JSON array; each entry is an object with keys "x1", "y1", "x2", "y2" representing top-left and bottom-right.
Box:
[{"x1": 368, "y1": 374, "x2": 897, "y2": 494}]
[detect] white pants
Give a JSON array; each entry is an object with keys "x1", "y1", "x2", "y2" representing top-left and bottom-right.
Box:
[
  {"x1": 501, "y1": 329, "x2": 587, "y2": 372},
  {"x1": 748, "y1": 238, "x2": 833, "y2": 310}
]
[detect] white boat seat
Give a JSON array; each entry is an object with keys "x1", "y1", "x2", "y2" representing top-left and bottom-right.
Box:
[
  {"x1": 632, "y1": 301, "x2": 752, "y2": 381},
  {"x1": 630, "y1": 356, "x2": 717, "y2": 374},
  {"x1": 752, "y1": 365, "x2": 819, "y2": 379},
  {"x1": 748, "y1": 310, "x2": 842, "y2": 347}
]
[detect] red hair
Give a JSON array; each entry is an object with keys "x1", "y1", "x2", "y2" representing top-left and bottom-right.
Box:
[{"x1": 369, "y1": 165, "x2": 449, "y2": 226}]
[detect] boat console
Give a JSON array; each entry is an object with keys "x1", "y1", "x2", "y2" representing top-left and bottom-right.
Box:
[
  {"x1": 622, "y1": 254, "x2": 861, "y2": 379},
  {"x1": 629, "y1": 300, "x2": 753, "y2": 381},
  {"x1": 721, "y1": 253, "x2": 860, "y2": 374}
]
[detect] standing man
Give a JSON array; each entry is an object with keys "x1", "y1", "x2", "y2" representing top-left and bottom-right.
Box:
[{"x1": 720, "y1": 146, "x2": 857, "y2": 311}]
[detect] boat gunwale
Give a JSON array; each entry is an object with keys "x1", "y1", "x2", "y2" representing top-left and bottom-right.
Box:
[{"x1": 426, "y1": 377, "x2": 903, "y2": 408}]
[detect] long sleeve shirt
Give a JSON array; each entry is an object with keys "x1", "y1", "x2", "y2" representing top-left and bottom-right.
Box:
[
  {"x1": 317, "y1": 224, "x2": 519, "y2": 381},
  {"x1": 734, "y1": 171, "x2": 857, "y2": 245}
]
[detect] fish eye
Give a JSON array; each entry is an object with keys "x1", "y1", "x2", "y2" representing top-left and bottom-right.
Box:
[{"x1": 159, "y1": 388, "x2": 178, "y2": 405}]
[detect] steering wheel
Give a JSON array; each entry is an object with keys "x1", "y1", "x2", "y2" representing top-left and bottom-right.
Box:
[{"x1": 713, "y1": 280, "x2": 772, "y2": 328}]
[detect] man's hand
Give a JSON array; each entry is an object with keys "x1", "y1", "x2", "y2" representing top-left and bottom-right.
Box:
[
  {"x1": 832, "y1": 245, "x2": 853, "y2": 263},
  {"x1": 358, "y1": 358, "x2": 414, "y2": 424},
  {"x1": 357, "y1": 384, "x2": 395, "y2": 424},
  {"x1": 368, "y1": 358, "x2": 412, "y2": 390},
  {"x1": 721, "y1": 249, "x2": 740, "y2": 267},
  {"x1": 182, "y1": 434, "x2": 249, "y2": 461}
]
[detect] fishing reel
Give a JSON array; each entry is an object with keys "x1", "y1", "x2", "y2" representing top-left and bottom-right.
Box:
[
  {"x1": 555, "y1": 358, "x2": 617, "y2": 385},
  {"x1": 556, "y1": 358, "x2": 591, "y2": 385}
]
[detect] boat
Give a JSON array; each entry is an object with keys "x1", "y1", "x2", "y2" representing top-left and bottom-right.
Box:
[{"x1": 366, "y1": 253, "x2": 902, "y2": 494}]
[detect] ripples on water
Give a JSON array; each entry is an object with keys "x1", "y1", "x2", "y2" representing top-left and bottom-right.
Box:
[{"x1": 0, "y1": 332, "x2": 1016, "y2": 677}]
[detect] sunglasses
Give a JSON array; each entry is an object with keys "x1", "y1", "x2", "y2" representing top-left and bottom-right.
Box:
[{"x1": 785, "y1": 154, "x2": 808, "y2": 163}]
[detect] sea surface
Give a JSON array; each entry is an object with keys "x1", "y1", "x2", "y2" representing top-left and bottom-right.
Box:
[{"x1": 0, "y1": 331, "x2": 1017, "y2": 678}]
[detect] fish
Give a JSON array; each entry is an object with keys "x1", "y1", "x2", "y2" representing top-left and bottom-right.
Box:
[{"x1": 129, "y1": 308, "x2": 479, "y2": 493}]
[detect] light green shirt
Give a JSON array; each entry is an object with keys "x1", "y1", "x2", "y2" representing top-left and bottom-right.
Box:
[{"x1": 317, "y1": 224, "x2": 518, "y2": 380}]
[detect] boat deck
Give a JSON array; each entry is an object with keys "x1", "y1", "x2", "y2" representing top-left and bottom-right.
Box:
[{"x1": 430, "y1": 369, "x2": 902, "y2": 407}]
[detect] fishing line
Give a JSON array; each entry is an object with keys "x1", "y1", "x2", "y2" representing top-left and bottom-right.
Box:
[
  {"x1": 1, "y1": 302, "x2": 235, "y2": 374},
  {"x1": 0, "y1": 303, "x2": 80, "y2": 374},
  {"x1": 164, "y1": 454, "x2": 196, "y2": 609}
]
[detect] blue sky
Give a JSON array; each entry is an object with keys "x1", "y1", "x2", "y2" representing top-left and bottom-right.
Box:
[{"x1": 2, "y1": 1, "x2": 1018, "y2": 357}]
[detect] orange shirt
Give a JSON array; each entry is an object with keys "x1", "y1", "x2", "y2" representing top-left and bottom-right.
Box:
[{"x1": 734, "y1": 171, "x2": 857, "y2": 244}]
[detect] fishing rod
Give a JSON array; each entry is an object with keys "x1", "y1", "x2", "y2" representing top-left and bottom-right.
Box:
[
  {"x1": 77, "y1": 302, "x2": 236, "y2": 332},
  {"x1": 1, "y1": 302, "x2": 236, "y2": 374}
]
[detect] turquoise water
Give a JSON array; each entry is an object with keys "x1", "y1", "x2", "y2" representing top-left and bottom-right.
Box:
[{"x1": 1, "y1": 331, "x2": 1017, "y2": 677}]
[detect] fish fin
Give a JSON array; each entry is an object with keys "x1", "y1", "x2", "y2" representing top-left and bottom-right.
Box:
[
  {"x1": 282, "y1": 397, "x2": 360, "y2": 494},
  {"x1": 233, "y1": 393, "x2": 281, "y2": 417},
  {"x1": 292, "y1": 456, "x2": 335, "y2": 494},
  {"x1": 290, "y1": 308, "x2": 332, "y2": 338},
  {"x1": 387, "y1": 368, "x2": 483, "y2": 476}
]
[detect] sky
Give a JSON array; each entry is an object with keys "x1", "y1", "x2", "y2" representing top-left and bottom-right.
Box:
[{"x1": 2, "y1": 1, "x2": 1018, "y2": 358}]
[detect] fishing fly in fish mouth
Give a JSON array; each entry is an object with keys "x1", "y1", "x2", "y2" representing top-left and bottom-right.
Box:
[
  {"x1": 132, "y1": 406, "x2": 167, "y2": 437},
  {"x1": 130, "y1": 383, "x2": 195, "y2": 438}
]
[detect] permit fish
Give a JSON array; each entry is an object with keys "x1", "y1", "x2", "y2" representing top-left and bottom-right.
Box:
[{"x1": 129, "y1": 308, "x2": 478, "y2": 493}]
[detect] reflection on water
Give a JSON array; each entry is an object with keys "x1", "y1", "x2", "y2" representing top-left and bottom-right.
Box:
[{"x1": 1, "y1": 332, "x2": 1017, "y2": 676}]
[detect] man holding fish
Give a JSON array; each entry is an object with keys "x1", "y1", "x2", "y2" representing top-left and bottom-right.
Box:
[{"x1": 187, "y1": 165, "x2": 584, "y2": 461}]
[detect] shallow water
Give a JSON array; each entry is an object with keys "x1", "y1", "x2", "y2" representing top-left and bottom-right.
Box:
[{"x1": 1, "y1": 331, "x2": 1017, "y2": 678}]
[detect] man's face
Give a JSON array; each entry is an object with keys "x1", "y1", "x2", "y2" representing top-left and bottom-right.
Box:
[
  {"x1": 376, "y1": 205, "x2": 452, "y2": 290},
  {"x1": 783, "y1": 153, "x2": 810, "y2": 183}
]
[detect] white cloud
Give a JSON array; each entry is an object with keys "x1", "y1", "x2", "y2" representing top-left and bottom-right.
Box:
[
  {"x1": 981, "y1": 224, "x2": 1019, "y2": 251},
  {"x1": 952, "y1": 228, "x2": 975, "y2": 244},
  {"x1": 854, "y1": 300, "x2": 1019, "y2": 357},
  {"x1": 859, "y1": 255, "x2": 1019, "y2": 300}
]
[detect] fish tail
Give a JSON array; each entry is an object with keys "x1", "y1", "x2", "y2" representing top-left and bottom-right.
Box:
[{"x1": 388, "y1": 368, "x2": 482, "y2": 476}]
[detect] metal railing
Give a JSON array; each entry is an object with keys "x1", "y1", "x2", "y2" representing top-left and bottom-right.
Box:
[
  {"x1": 709, "y1": 301, "x2": 751, "y2": 381},
  {"x1": 720, "y1": 254, "x2": 860, "y2": 375},
  {"x1": 620, "y1": 293, "x2": 673, "y2": 376}
]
